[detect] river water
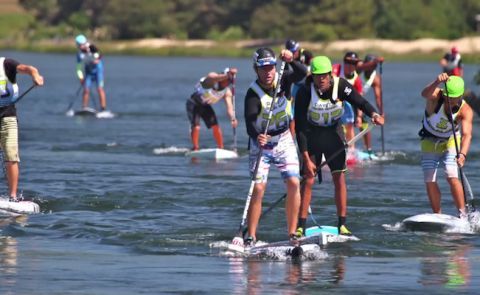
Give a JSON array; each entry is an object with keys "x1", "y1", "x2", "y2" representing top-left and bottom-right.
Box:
[{"x1": 0, "y1": 50, "x2": 479, "y2": 294}]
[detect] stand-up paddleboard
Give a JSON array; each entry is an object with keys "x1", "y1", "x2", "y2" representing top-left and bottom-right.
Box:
[
  {"x1": 66, "y1": 107, "x2": 116, "y2": 119},
  {"x1": 185, "y1": 148, "x2": 238, "y2": 160},
  {"x1": 305, "y1": 225, "x2": 360, "y2": 243},
  {"x1": 347, "y1": 149, "x2": 379, "y2": 166},
  {"x1": 218, "y1": 239, "x2": 322, "y2": 260},
  {"x1": 402, "y1": 213, "x2": 471, "y2": 232},
  {"x1": 214, "y1": 226, "x2": 358, "y2": 259},
  {"x1": 0, "y1": 197, "x2": 40, "y2": 215}
]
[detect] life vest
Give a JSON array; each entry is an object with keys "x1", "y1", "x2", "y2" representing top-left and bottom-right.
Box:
[
  {"x1": 344, "y1": 71, "x2": 359, "y2": 87},
  {"x1": 362, "y1": 70, "x2": 376, "y2": 95},
  {"x1": 0, "y1": 57, "x2": 19, "y2": 107},
  {"x1": 193, "y1": 77, "x2": 228, "y2": 105},
  {"x1": 249, "y1": 81, "x2": 291, "y2": 134},
  {"x1": 307, "y1": 77, "x2": 344, "y2": 127},
  {"x1": 422, "y1": 96, "x2": 464, "y2": 139}
]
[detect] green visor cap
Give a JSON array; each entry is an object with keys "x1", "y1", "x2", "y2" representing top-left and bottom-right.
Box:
[
  {"x1": 311, "y1": 56, "x2": 332, "y2": 75},
  {"x1": 443, "y1": 76, "x2": 464, "y2": 98}
]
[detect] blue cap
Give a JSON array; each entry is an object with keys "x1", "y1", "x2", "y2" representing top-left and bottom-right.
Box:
[{"x1": 75, "y1": 34, "x2": 87, "y2": 45}]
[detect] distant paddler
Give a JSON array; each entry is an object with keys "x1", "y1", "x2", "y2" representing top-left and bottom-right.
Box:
[
  {"x1": 75, "y1": 34, "x2": 109, "y2": 111},
  {"x1": 186, "y1": 67, "x2": 238, "y2": 151},
  {"x1": 357, "y1": 54, "x2": 385, "y2": 154},
  {"x1": 0, "y1": 56, "x2": 44, "y2": 201},
  {"x1": 294, "y1": 56, "x2": 384, "y2": 236},
  {"x1": 419, "y1": 74, "x2": 473, "y2": 218}
]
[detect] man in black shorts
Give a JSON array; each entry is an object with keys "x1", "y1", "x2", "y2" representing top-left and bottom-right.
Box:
[
  {"x1": 186, "y1": 68, "x2": 238, "y2": 150},
  {"x1": 294, "y1": 56, "x2": 384, "y2": 236}
]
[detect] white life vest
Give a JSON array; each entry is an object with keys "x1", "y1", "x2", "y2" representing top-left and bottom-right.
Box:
[
  {"x1": 0, "y1": 57, "x2": 19, "y2": 107},
  {"x1": 194, "y1": 77, "x2": 228, "y2": 105},
  {"x1": 422, "y1": 99, "x2": 464, "y2": 139},
  {"x1": 344, "y1": 71, "x2": 359, "y2": 87},
  {"x1": 307, "y1": 77, "x2": 344, "y2": 126},
  {"x1": 250, "y1": 81, "x2": 291, "y2": 134},
  {"x1": 362, "y1": 70, "x2": 376, "y2": 95}
]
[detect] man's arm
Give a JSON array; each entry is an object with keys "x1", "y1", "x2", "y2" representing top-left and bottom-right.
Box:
[
  {"x1": 373, "y1": 75, "x2": 383, "y2": 113},
  {"x1": 223, "y1": 88, "x2": 238, "y2": 127},
  {"x1": 244, "y1": 88, "x2": 261, "y2": 139},
  {"x1": 16, "y1": 64, "x2": 44, "y2": 86},
  {"x1": 421, "y1": 73, "x2": 448, "y2": 100},
  {"x1": 458, "y1": 104, "x2": 473, "y2": 167}
]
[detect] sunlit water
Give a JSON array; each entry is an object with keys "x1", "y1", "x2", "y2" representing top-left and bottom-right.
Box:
[{"x1": 0, "y1": 50, "x2": 479, "y2": 294}]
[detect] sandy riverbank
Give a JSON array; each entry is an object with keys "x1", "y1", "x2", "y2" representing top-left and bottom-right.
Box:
[
  {"x1": 126, "y1": 36, "x2": 480, "y2": 54},
  {"x1": 2, "y1": 36, "x2": 480, "y2": 60}
]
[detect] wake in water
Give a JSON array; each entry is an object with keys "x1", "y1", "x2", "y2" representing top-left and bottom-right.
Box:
[
  {"x1": 152, "y1": 146, "x2": 190, "y2": 155},
  {"x1": 209, "y1": 240, "x2": 328, "y2": 261}
]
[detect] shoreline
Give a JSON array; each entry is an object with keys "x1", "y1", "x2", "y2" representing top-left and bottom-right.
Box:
[{"x1": 1, "y1": 36, "x2": 480, "y2": 61}]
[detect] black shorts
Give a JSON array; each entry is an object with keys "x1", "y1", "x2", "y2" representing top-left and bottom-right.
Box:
[
  {"x1": 186, "y1": 95, "x2": 218, "y2": 128},
  {"x1": 302, "y1": 124, "x2": 347, "y2": 182}
]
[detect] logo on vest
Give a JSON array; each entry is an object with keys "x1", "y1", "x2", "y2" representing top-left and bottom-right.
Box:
[{"x1": 344, "y1": 86, "x2": 352, "y2": 96}]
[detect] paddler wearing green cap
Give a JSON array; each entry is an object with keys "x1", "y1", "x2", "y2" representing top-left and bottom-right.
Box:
[{"x1": 419, "y1": 74, "x2": 473, "y2": 218}]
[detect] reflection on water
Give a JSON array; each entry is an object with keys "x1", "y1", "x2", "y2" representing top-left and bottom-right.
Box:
[
  {"x1": 228, "y1": 255, "x2": 347, "y2": 294},
  {"x1": 419, "y1": 243, "x2": 471, "y2": 289},
  {"x1": 0, "y1": 215, "x2": 30, "y2": 293}
]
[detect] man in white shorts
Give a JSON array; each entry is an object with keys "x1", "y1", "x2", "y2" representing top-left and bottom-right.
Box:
[
  {"x1": 419, "y1": 74, "x2": 473, "y2": 218},
  {"x1": 243, "y1": 47, "x2": 307, "y2": 245}
]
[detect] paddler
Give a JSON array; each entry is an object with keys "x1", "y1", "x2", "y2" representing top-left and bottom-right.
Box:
[{"x1": 294, "y1": 56, "x2": 384, "y2": 236}]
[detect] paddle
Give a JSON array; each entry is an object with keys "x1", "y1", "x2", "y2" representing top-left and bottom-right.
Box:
[
  {"x1": 231, "y1": 74, "x2": 237, "y2": 152},
  {"x1": 0, "y1": 84, "x2": 36, "y2": 117},
  {"x1": 379, "y1": 62, "x2": 385, "y2": 155},
  {"x1": 233, "y1": 61, "x2": 286, "y2": 245},
  {"x1": 241, "y1": 123, "x2": 375, "y2": 237},
  {"x1": 443, "y1": 81, "x2": 476, "y2": 213},
  {"x1": 66, "y1": 84, "x2": 83, "y2": 113}
]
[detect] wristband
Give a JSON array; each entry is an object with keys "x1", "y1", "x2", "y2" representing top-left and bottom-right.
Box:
[{"x1": 459, "y1": 153, "x2": 467, "y2": 159}]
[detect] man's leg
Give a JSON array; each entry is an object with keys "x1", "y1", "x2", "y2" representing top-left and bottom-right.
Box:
[
  {"x1": 247, "y1": 182, "x2": 266, "y2": 241},
  {"x1": 82, "y1": 88, "x2": 90, "y2": 109},
  {"x1": 97, "y1": 87, "x2": 107, "y2": 110},
  {"x1": 191, "y1": 125, "x2": 200, "y2": 151},
  {"x1": 211, "y1": 124, "x2": 224, "y2": 149},
  {"x1": 425, "y1": 182, "x2": 442, "y2": 213},
  {"x1": 5, "y1": 161, "x2": 18, "y2": 198},
  {"x1": 447, "y1": 177, "x2": 466, "y2": 213},
  {"x1": 285, "y1": 176, "x2": 300, "y2": 237}
]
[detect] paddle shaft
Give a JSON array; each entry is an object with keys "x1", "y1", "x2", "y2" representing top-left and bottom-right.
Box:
[
  {"x1": 236, "y1": 61, "x2": 286, "y2": 237},
  {"x1": 0, "y1": 84, "x2": 36, "y2": 118},
  {"x1": 231, "y1": 74, "x2": 237, "y2": 152},
  {"x1": 379, "y1": 62, "x2": 385, "y2": 155},
  {"x1": 66, "y1": 84, "x2": 83, "y2": 111},
  {"x1": 242, "y1": 123, "x2": 375, "y2": 237},
  {"x1": 443, "y1": 82, "x2": 474, "y2": 211}
]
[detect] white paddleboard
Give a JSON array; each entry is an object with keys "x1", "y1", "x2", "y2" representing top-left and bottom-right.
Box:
[
  {"x1": 185, "y1": 148, "x2": 238, "y2": 160},
  {"x1": 220, "y1": 240, "x2": 323, "y2": 260},
  {"x1": 402, "y1": 213, "x2": 470, "y2": 232},
  {"x1": 0, "y1": 197, "x2": 40, "y2": 215},
  {"x1": 68, "y1": 107, "x2": 116, "y2": 119},
  {"x1": 73, "y1": 107, "x2": 97, "y2": 117}
]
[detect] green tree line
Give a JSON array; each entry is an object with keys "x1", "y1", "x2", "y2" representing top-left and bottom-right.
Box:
[{"x1": 18, "y1": 0, "x2": 480, "y2": 41}]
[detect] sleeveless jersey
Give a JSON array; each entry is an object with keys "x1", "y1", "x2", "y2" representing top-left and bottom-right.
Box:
[
  {"x1": 0, "y1": 57, "x2": 19, "y2": 107},
  {"x1": 422, "y1": 98, "x2": 465, "y2": 139},
  {"x1": 249, "y1": 81, "x2": 291, "y2": 134},
  {"x1": 307, "y1": 77, "x2": 343, "y2": 126},
  {"x1": 194, "y1": 77, "x2": 228, "y2": 105}
]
